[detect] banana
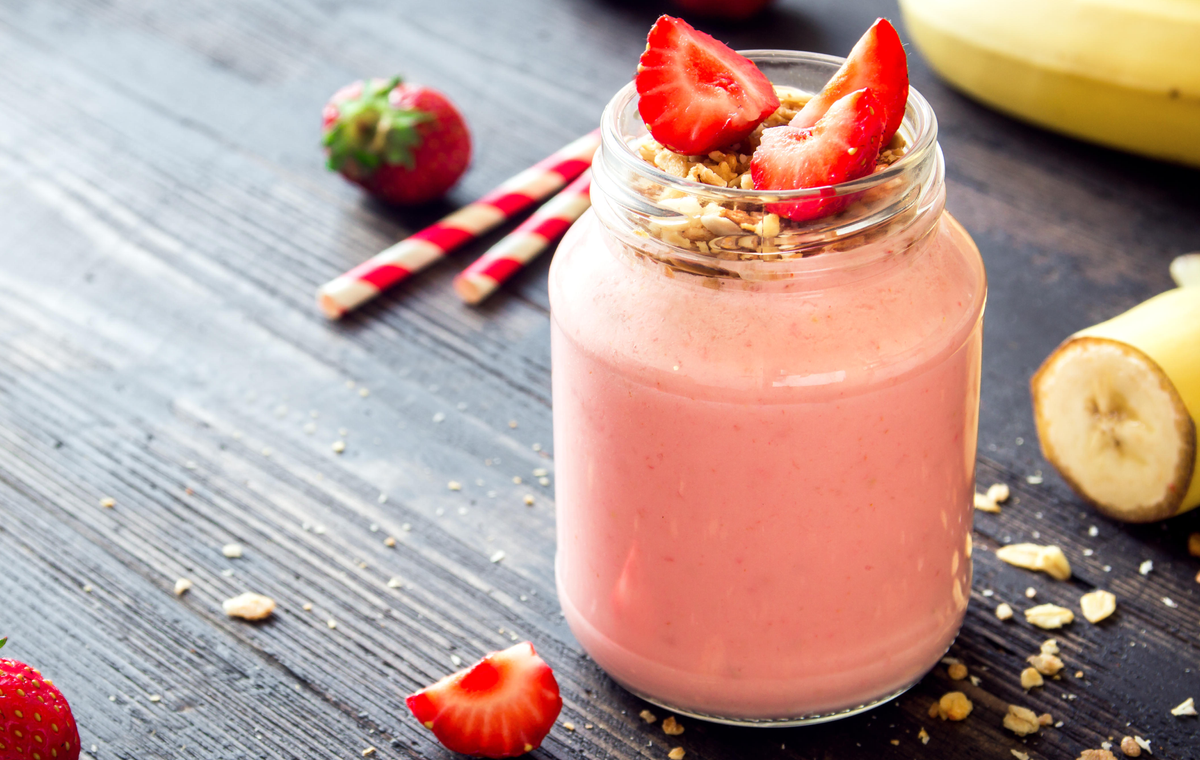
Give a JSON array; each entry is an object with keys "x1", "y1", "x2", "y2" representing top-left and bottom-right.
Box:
[
  {"x1": 898, "y1": 0, "x2": 1200, "y2": 167},
  {"x1": 1031, "y1": 286, "x2": 1200, "y2": 521}
]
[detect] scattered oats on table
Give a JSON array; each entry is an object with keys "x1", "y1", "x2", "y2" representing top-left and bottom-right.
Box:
[
  {"x1": 1170, "y1": 696, "x2": 1196, "y2": 716},
  {"x1": 173, "y1": 578, "x2": 193, "y2": 596},
  {"x1": 1119, "y1": 736, "x2": 1142, "y2": 756},
  {"x1": 1080, "y1": 589, "x2": 1117, "y2": 623},
  {"x1": 931, "y1": 692, "x2": 972, "y2": 721},
  {"x1": 1025, "y1": 587, "x2": 1038, "y2": 599},
  {"x1": 662, "y1": 716, "x2": 684, "y2": 735},
  {"x1": 361, "y1": 748, "x2": 376, "y2": 757},
  {"x1": 1012, "y1": 751, "x2": 1030, "y2": 760},
  {"x1": 947, "y1": 662, "x2": 968, "y2": 680},
  {"x1": 917, "y1": 727, "x2": 929, "y2": 745},
  {"x1": 1038, "y1": 712, "x2": 1053, "y2": 726},
  {"x1": 99, "y1": 497, "x2": 116, "y2": 508},
  {"x1": 1041, "y1": 638, "x2": 1059, "y2": 654},
  {"x1": 639, "y1": 709, "x2": 657, "y2": 724},
  {"x1": 995, "y1": 602, "x2": 1014, "y2": 620},
  {"x1": 1025, "y1": 603, "x2": 1075, "y2": 629},
  {"x1": 1078, "y1": 751, "x2": 1118, "y2": 760},
  {"x1": 996, "y1": 543, "x2": 1072, "y2": 580},
  {"x1": 1020, "y1": 667, "x2": 1044, "y2": 690},
  {"x1": 384, "y1": 536, "x2": 396, "y2": 547},
  {"x1": 668, "y1": 748, "x2": 685, "y2": 760},
  {"x1": 1138, "y1": 559, "x2": 1153, "y2": 575},
  {"x1": 448, "y1": 480, "x2": 462, "y2": 491},
  {"x1": 1028, "y1": 653, "x2": 1064, "y2": 676},
  {"x1": 222, "y1": 543, "x2": 243, "y2": 558},
  {"x1": 974, "y1": 491, "x2": 1001, "y2": 513},
  {"x1": 222, "y1": 593, "x2": 276, "y2": 621},
  {"x1": 1003, "y1": 704, "x2": 1041, "y2": 736},
  {"x1": 563, "y1": 722, "x2": 575, "y2": 732},
  {"x1": 332, "y1": 440, "x2": 346, "y2": 454}
]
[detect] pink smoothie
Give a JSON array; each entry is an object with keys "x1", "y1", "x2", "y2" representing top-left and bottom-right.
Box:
[{"x1": 549, "y1": 199, "x2": 985, "y2": 720}]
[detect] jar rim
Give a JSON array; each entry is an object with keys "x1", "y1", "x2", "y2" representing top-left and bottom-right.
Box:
[{"x1": 598, "y1": 49, "x2": 939, "y2": 205}]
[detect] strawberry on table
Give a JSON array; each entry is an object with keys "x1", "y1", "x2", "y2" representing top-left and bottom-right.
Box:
[
  {"x1": 0, "y1": 637, "x2": 81, "y2": 760},
  {"x1": 791, "y1": 18, "x2": 909, "y2": 145},
  {"x1": 636, "y1": 15, "x2": 780, "y2": 155},
  {"x1": 751, "y1": 88, "x2": 887, "y2": 221},
  {"x1": 670, "y1": 0, "x2": 776, "y2": 21},
  {"x1": 323, "y1": 76, "x2": 471, "y2": 206},
  {"x1": 406, "y1": 641, "x2": 562, "y2": 758}
]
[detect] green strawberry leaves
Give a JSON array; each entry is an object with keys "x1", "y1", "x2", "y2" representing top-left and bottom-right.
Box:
[{"x1": 324, "y1": 76, "x2": 433, "y2": 174}]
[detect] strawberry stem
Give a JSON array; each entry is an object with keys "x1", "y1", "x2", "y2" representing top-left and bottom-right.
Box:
[
  {"x1": 0, "y1": 636, "x2": 6, "y2": 650},
  {"x1": 324, "y1": 76, "x2": 432, "y2": 175}
]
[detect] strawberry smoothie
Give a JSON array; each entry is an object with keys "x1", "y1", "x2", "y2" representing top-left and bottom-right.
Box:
[{"x1": 548, "y1": 43, "x2": 985, "y2": 722}]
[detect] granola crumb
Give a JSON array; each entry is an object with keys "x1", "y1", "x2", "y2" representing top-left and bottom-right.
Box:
[
  {"x1": 1003, "y1": 704, "x2": 1041, "y2": 736},
  {"x1": 448, "y1": 480, "x2": 462, "y2": 491},
  {"x1": 1120, "y1": 736, "x2": 1141, "y2": 756},
  {"x1": 987, "y1": 482, "x2": 1011, "y2": 503},
  {"x1": 524, "y1": 494, "x2": 535, "y2": 506},
  {"x1": 302, "y1": 602, "x2": 313, "y2": 611},
  {"x1": 996, "y1": 602, "x2": 1014, "y2": 620},
  {"x1": 1075, "y1": 670, "x2": 1084, "y2": 678},
  {"x1": 1041, "y1": 638, "x2": 1060, "y2": 654},
  {"x1": 1038, "y1": 712, "x2": 1053, "y2": 726},
  {"x1": 918, "y1": 727, "x2": 929, "y2": 745},
  {"x1": 1025, "y1": 603, "x2": 1075, "y2": 629},
  {"x1": 890, "y1": 739, "x2": 899, "y2": 746},
  {"x1": 332, "y1": 440, "x2": 346, "y2": 454},
  {"x1": 1170, "y1": 696, "x2": 1196, "y2": 716},
  {"x1": 563, "y1": 722, "x2": 576, "y2": 732},
  {"x1": 361, "y1": 748, "x2": 376, "y2": 757},
  {"x1": 1020, "y1": 667, "x2": 1044, "y2": 690},
  {"x1": 1188, "y1": 532, "x2": 1200, "y2": 557},
  {"x1": 639, "y1": 709, "x2": 657, "y2": 724},
  {"x1": 935, "y1": 692, "x2": 973, "y2": 721},
  {"x1": 974, "y1": 492, "x2": 1001, "y2": 513},
  {"x1": 384, "y1": 536, "x2": 396, "y2": 547},
  {"x1": 662, "y1": 716, "x2": 684, "y2": 735},
  {"x1": 1012, "y1": 751, "x2": 1030, "y2": 760},
  {"x1": 1139, "y1": 560, "x2": 1153, "y2": 575},
  {"x1": 947, "y1": 662, "x2": 968, "y2": 680},
  {"x1": 222, "y1": 543, "x2": 244, "y2": 558},
  {"x1": 148, "y1": 694, "x2": 161, "y2": 703},
  {"x1": 1025, "y1": 587, "x2": 1038, "y2": 599},
  {"x1": 1028, "y1": 653, "x2": 1065, "y2": 676},
  {"x1": 996, "y1": 543, "x2": 1072, "y2": 580},
  {"x1": 1078, "y1": 751, "x2": 1118, "y2": 760},
  {"x1": 387, "y1": 577, "x2": 403, "y2": 588},
  {"x1": 173, "y1": 578, "x2": 193, "y2": 596},
  {"x1": 222, "y1": 593, "x2": 276, "y2": 621},
  {"x1": 1081, "y1": 589, "x2": 1117, "y2": 623},
  {"x1": 327, "y1": 619, "x2": 338, "y2": 629},
  {"x1": 668, "y1": 748, "x2": 685, "y2": 760},
  {"x1": 99, "y1": 497, "x2": 116, "y2": 508}
]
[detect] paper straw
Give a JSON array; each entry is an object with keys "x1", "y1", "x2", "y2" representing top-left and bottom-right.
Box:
[
  {"x1": 317, "y1": 129, "x2": 600, "y2": 318},
  {"x1": 453, "y1": 171, "x2": 592, "y2": 305}
]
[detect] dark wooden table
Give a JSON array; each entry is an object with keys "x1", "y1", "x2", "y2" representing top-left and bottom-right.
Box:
[{"x1": 1, "y1": 1, "x2": 1197, "y2": 758}]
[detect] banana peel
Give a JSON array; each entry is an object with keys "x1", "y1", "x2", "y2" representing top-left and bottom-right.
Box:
[
  {"x1": 1032, "y1": 283, "x2": 1200, "y2": 522},
  {"x1": 898, "y1": 0, "x2": 1200, "y2": 167}
]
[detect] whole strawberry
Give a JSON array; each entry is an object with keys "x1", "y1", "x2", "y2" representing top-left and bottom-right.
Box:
[
  {"x1": 0, "y1": 637, "x2": 81, "y2": 760},
  {"x1": 322, "y1": 76, "x2": 471, "y2": 205},
  {"x1": 671, "y1": 0, "x2": 775, "y2": 20}
]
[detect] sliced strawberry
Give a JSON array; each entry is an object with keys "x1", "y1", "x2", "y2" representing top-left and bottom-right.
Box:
[
  {"x1": 751, "y1": 88, "x2": 886, "y2": 221},
  {"x1": 636, "y1": 15, "x2": 780, "y2": 154},
  {"x1": 791, "y1": 18, "x2": 908, "y2": 145},
  {"x1": 406, "y1": 642, "x2": 562, "y2": 758}
]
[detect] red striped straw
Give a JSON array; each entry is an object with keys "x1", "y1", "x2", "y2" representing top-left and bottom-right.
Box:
[
  {"x1": 318, "y1": 129, "x2": 601, "y2": 319},
  {"x1": 453, "y1": 170, "x2": 592, "y2": 305}
]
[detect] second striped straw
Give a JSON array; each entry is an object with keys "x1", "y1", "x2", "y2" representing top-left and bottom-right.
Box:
[{"x1": 453, "y1": 170, "x2": 593, "y2": 305}]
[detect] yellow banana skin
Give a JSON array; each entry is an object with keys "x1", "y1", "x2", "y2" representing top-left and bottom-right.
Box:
[
  {"x1": 1075, "y1": 288, "x2": 1200, "y2": 514},
  {"x1": 899, "y1": 0, "x2": 1200, "y2": 167}
]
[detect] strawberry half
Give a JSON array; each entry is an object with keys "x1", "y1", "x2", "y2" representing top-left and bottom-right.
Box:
[
  {"x1": 751, "y1": 88, "x2": 886, "y2": 221},
  {"x1": 406, "y1": 642, "x2": 562, "y2": 758},
  {"x1": 636, "y1": 15, "x2": 780, "y2": 155},
  {"x1": 790, "y1": 18, "x2": 908, "y2": 145}
]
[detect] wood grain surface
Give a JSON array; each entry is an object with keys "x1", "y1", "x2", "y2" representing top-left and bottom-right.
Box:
[{"x1": 0, "y1": 1, "x2": 1197, "y2": 759}]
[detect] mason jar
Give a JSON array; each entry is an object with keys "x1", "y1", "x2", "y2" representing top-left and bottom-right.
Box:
[{"x1": 549, "y1": 51, "x2": 986, "y2": 725}]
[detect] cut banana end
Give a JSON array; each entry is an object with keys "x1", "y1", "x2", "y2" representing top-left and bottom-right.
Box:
[{"x1": 1032, "y1": 337, "x2": 1196, "y2": 522}]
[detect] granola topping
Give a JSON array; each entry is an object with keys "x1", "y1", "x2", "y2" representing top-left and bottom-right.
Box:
[{"x1": 622, "y1": 86, "x2": 912, "y2": 278}]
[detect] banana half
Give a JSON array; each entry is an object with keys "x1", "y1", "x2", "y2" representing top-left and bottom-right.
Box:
[{"x1": 1031, "y1": 287, "x2": 1200, "y2": 522}]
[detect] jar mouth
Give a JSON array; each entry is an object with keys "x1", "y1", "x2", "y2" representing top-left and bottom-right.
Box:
[{"x1": 599, "y1": 49, "x2": 939, "y2": 208}]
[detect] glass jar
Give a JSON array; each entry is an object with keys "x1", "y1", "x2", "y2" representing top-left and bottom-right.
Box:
[{"x1": 549, "y1": 51, "x2": 986, "y2": 725}]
